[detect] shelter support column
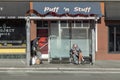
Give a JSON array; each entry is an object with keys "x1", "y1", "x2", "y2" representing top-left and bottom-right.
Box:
[
  {"x1": 92, "y1": 27, "x2": 95, "y2": 63},
  {"x1": 92, "y1": 18, "x2": 98, "y2": 63},
  {"x1": 26, "y1": 17, "x2": 31, "y2": 66}
]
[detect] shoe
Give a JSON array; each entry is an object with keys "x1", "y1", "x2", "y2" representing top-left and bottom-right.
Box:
[
  {"x1": 78, "y1": 61, "x2": 81, "y2": 64},
  {"x1": 82, "y1": 58, "x2": 84, "y2": 62}
]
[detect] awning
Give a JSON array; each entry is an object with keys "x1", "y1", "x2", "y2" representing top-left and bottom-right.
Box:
[
  {"x1": 105, "y1": 2, "x2": 120, "y2": 20},
  {"x1": 29, "y1": 2, "x2": 102, "y2": 17},
  {"x1": 0, "y1": 2, "x2": 30, "y2": 19}
]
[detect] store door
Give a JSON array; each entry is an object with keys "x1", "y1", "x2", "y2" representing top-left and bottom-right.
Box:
[
  {"x1": 37, "y1": 20, "x2": 48, "y2": 59},
  {"x1": 37, "y1": 29, "x2": 48, "y2": 54}
]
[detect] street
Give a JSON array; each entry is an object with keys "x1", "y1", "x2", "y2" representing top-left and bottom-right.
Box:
[
  {"x1": 0, "y1": 71, "x2": 120, "y2": 80},
  {"x1": 0, "y1": 59, "x2": 120, "y2": 80}
]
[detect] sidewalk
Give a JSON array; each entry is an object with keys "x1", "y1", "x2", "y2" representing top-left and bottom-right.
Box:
[{"x1": 0, "y1": 59, "x2": 120, "y2": 69}]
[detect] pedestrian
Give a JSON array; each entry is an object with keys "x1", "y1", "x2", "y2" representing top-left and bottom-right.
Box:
[
  {"x1": 36, "y1": 45, "x2": 42, "y2": 64},
  {"x1": 32, "y1": 37, "x2": 40, "y2": 52}
]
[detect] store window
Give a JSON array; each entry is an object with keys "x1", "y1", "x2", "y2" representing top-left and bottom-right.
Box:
[
  {"x1": 60, "y1": 20, "x2": 68, "y2": 28},
  {"x1": 109, "y1": 25, "x2": 120, "y2": 53},
  {"x1": 0, "y1": 19, "x2": 26, "y2": 46},
  {"x1": 37, "y1": 20, "x2": 48, "y2": 29},
  {"x1": 71, "y1": 20, "x2": 90, "y2": 28},
  {"x1": 36, "y1": 20, "x2": 49, "y2": 37},
  {"x1": 83, "y1": 20, "x2": 90, "y2": 27},
  {"x1": 75, "y1": 20, "x2": 82, "y2": 27}
]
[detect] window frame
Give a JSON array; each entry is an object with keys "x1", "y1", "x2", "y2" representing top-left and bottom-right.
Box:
[
  {"x1": 36, "y1": 20, "x2": 49, "y2": 29},
  {"x1": 108, "y1": 25, "x2": 120, "y2": 53}
]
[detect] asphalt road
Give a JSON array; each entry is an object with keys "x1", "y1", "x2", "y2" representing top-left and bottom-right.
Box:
[{"x1": 0, "y1": 71, "x2": 120, "y2": 80}]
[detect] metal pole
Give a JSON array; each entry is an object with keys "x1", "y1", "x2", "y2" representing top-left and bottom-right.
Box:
[
  {"x1": 95, "y1": 18, "x2": 98, "y2": 52},
  {"x1": 92, "y1": 28, "x2": 95, "y2": 63},
  {"x1": 26, "y1": 17, "x2": 31, "y2": 66}
]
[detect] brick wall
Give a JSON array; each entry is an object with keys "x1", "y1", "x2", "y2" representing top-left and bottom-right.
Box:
[
  {"x1": 95, "y1": 3, "x2": 120, "y2": 60},
  {"x1": 30, "y1": 20, "x2": 37, "y2": 41}
]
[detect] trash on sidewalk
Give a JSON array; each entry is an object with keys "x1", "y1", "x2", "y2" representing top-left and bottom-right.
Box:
[
  {"x1": 31, "y1": 55, "x2": 42, "y2": 65},
  {"x1": 36, "y1": 58, "x2": 41, "y2": 65},
  {"x1": 31, "y1": 56, "x2": 37, "y2": 65}
]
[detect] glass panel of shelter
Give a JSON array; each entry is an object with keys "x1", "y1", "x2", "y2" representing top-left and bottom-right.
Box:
[
  {"x1": 51, "y1": 20, "x2": 90, "y2": 57},
  {"x1": 70, "y1": 20, "x2": 91, "y2": 56},
  {"x1": 49, "y1": 20, "x2": 93, "y2": 60}
]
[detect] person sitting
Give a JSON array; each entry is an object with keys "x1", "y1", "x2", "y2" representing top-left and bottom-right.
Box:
[{"x1": 70, "y1": 44, "x2": 84, "y2": 64}]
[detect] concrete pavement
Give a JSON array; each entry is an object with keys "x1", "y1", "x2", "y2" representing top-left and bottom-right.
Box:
[
  {"x1": 0, "y1": 59, "x2": 120, "y2": 68},
  {"x1": 0, "y1": 59, "x2": 120, "y2": 72},
  {"x1": 1, "y1": 71, "x2": 120, "y2": 80}
]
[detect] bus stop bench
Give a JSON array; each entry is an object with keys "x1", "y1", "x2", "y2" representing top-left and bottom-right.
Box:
[
  {"x1": 50, "y1": 57, "x2": 70, "y2": 64},
  {"x1": 50, "y1": 55, "x2": 93, "y2": 65}
]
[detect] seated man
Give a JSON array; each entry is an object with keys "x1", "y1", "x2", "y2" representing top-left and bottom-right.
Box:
[{"x1": 70, "y1": 44, "x2": 84, "y2": 64}]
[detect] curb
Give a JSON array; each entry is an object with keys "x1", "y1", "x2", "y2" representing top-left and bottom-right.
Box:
[
  {"x1": 0, "y1": 67, "x2": 120, "y2": 70},
  {"x1": 0, "y1": 67, "x2": 120, "y2": 74},
  {"x1": 0, "y1": 68, "x2": 120, "y2": 73}
]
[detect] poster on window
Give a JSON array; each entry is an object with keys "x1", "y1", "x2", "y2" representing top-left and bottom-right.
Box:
[{"x1": 0, "y1": 20, "x2": 26, "y2": 46}]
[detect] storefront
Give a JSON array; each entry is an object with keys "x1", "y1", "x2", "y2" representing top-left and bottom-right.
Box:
[
  {"x1": 0, "y1": 1, "x2": 120, "y2": 63},
  {"x1": 96, "y1": 2, "x2": 120, "y2": 60},
  {"x1": 0, "y1": 2, "x2": 30, "y2": 59},
  {"x1": 28, "y1": 2, "x2": 102, "y2": 62}
]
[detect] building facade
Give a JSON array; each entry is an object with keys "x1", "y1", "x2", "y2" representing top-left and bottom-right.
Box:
[
  {"x1": 96, "y1": 2, "x2": 120, "y2": 60},
  {"x1": 0, "y1": 2, "x2": 29, "y2": 58},
  {"x1": 28, "y1": 2, "x2": 102, "y2": 62},
  {"x1": 0, "y1": 1, "x2": 120, "y2": 62}
]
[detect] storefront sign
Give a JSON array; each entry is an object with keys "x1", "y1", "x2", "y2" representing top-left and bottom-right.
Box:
[
  {"x1": 0, "y1": 2, "x2": 29, "y2": 18},
  {"x1": 105, "y1": 2, "x2": 120, "y2": 20},
  {"x1": 33, "y1": 2, "x2": 101, "y2": 16},
  {"x1": 43, "y1": 7, "x2": 91, "y2": 13}
]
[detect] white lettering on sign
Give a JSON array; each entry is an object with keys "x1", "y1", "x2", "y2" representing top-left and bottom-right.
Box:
[
  {"x1": 43, "y1": 6, "x2": 91, "y2": 13},
  {"x1": 44, "y1": 7, "x2": 59, "y2": 13},
  {"x1": 74, "y1": 7, "x2": 91, "y2": 13},
  {"x1": 63, "y1": 7, "x2": 70, "y2": 12},
  {"x1": 0, "y1": 24, "x2": 15, "y2": 36}
]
